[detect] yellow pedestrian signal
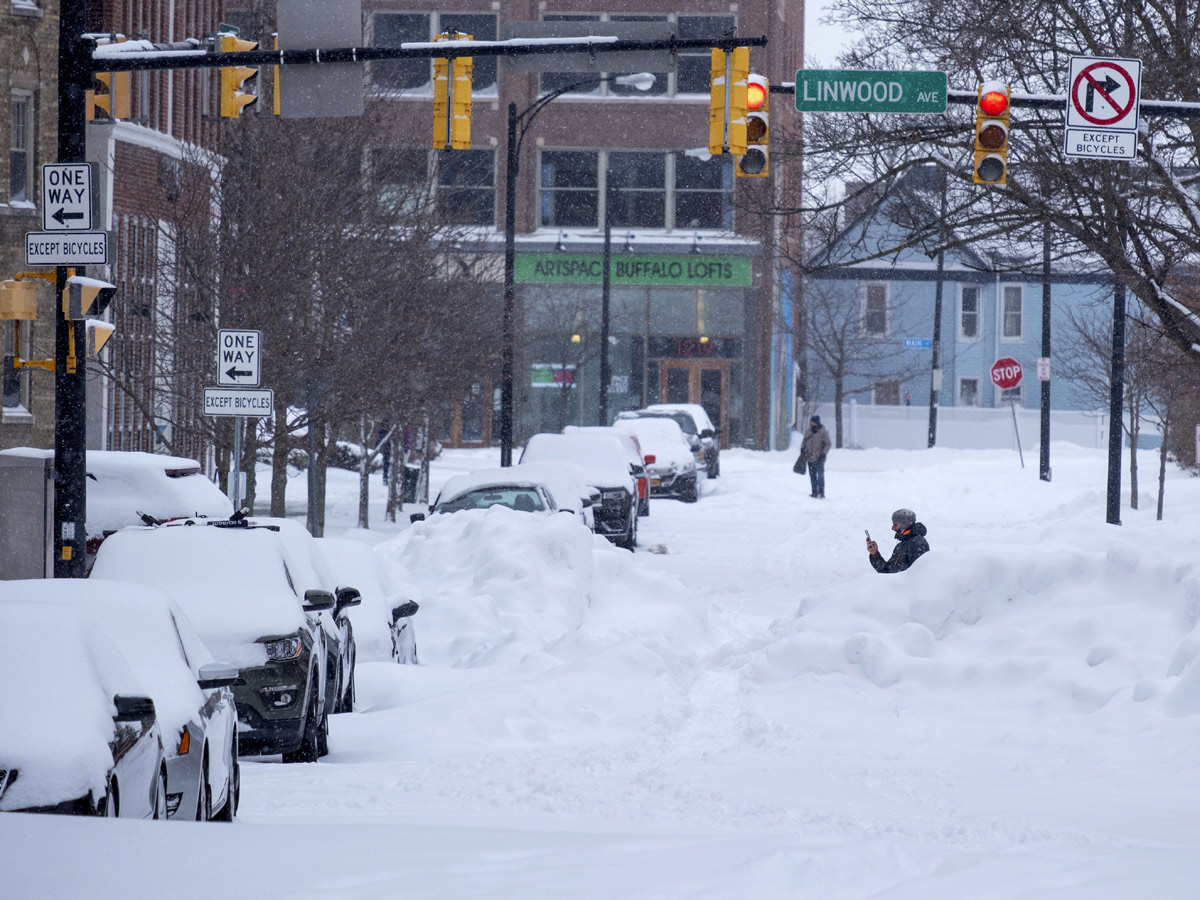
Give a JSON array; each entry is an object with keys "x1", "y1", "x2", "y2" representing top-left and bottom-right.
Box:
[
  {"x1": 736, "y1": 74, "x2": 769, "y2": 178},
  {"x1": 86, "y1": 320, "x2": 116, "y2": 357},
  {"x1": 87, "y1": 71, "x2": 132, "y2": 121},
  {"x1": 433, "y1": 32, "x2": 473, "y2": 150},
  {"x1": 61, "y1": 276, "x2": 116, "y2": 321},
  {"x1": 219, "y1": 34, "x2": 260, "y2": 118},
  {"x1": 973, "y1": 81, "x2": 1010, "y2": 185},
  {"x1": 708, "y1": 47, "x2": 749, "y2": 157},
  {"x1": 0, "y1": 280, "x2": 38, "y2": 321}
]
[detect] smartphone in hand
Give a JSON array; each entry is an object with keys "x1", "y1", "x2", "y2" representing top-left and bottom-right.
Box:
[{"x1": 864, "y1": 529, "x2": 871, "y2": 541}]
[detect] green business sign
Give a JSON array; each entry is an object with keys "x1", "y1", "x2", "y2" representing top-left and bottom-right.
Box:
[
  {"x1": 795, "y1": 69, "x2": 947, "y2": 114},
  {"x1": 515, "y1": 253, "x2": 751, "y2": 286}
]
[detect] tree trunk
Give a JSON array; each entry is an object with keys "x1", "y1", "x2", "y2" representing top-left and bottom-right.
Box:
[
  {"x1": 1157, "y1": 417, "x2": 1169, "y2": 521},
  {"x1": 270, "y1": 403, "x2": 289, "y2": 517},
  {"x1": 833, "y1": 369, "x2": 845, "y2": 449},
  {"x1": 241, "y1": 418, "x2": 259, "y2": 515},
  {"x1": 1127, "y1": 394, "x2": 1140, "y2": 510},
  {"x1": 357, "y1": 418, "x2": 371, "y2": 530},
  {"x1": 385, "y1": 428, "x2": 401, "y2": 522}
]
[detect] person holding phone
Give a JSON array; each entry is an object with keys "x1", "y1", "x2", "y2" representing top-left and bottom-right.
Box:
[{"x1": 866, "y1": 508, "x2": 930, "y2": 573}]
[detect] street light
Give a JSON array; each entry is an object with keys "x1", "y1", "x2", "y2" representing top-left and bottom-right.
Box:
[{"x1": 500, "y1": 72, "x2": 655, "y2": 465}]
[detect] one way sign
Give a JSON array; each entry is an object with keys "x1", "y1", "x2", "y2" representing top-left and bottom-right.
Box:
[
  {"x1": 42, "y1": 163, "x2": 93, "y2": 232},
  {"x1": 217, "y1": 329, "x2": 262, "y2": 387}
]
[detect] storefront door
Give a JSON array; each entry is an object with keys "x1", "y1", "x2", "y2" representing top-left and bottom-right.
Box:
[{"x1": 660, "y1": 360, "x2": 729, "y2": 448}]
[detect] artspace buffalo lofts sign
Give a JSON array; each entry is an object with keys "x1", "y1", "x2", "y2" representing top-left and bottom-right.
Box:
[{"x1": 515, "y1": 253, "x2": 752, "y2": 286}]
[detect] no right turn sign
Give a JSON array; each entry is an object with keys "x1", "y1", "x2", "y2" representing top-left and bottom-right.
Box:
[{"x1": 1064, "y1": 56, "x2": 1141, "y2": 160}]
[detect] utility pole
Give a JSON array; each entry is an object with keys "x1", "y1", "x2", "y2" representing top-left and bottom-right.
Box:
[{"x1": 53, "y1": 0, "x2": 90, "y2": 576}]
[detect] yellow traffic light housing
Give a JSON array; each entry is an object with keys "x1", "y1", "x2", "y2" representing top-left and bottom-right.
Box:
[
  {"x1": 219, "y1": 34, "x2": 260, "y2": 118},
  {"x1": 87, "y1": 36, "x2": 131, "y2": 122},
  {"x1": 433, "y1": 32, "x2": 473, "y2": 150},
  {"x1": 708, "y1": 47, "x2": 749, "y2": 157},
  {"x1": 0, "y1": 280, "x2": 38, "y2": 321},
  {"x1": 61, "y1": 276, "x2": 116, "y2": 321},
  {"x1": 86, "y1": 320, "x2": 116, "y2": 357},
  {"x1": 736, "y1": 74, "x2": 770, "y2": 178},
  {"x1": 973, "y1": 81, "x2": 1010, "y2": 185}
]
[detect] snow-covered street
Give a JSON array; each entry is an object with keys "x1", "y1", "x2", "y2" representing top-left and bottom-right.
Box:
[{"x1": 6, "y1": 443, "x2": 1200, "y2": 899}]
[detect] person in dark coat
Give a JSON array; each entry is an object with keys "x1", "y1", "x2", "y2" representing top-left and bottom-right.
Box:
[
  {"x1": 799, "y1": 415, "x2": 831, "y2": 498},
  {"x1": 867, "y1": 508, "x2": 930, "y2": 573}
]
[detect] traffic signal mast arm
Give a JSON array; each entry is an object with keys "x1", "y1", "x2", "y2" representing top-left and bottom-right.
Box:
[{"x1": 89, "y1": 33, "x2": 768, "y2": 73}]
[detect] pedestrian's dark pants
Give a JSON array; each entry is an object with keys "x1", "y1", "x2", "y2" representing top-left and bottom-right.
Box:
[{"x1": 808, "y1": 458, "x2": 825, "y2": 497}]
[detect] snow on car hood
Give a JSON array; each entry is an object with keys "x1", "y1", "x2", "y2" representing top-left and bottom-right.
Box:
[{"x1": 519, "y1": 434, "x2": 635, "y2": 490}]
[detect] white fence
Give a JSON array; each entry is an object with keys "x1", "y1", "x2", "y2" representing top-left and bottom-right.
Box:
[{"x1": 797, "y1": 400, "x2": 1158, "y2": 451}]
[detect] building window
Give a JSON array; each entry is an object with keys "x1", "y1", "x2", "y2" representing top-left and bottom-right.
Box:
[
  {"x1": 874, "y1": 380, "x2": 901, "y2": 405},
  {"x1": 609, "y1": 152, "x2": 666, "y2": 229},
  {"x1": 372, "y1": 13, "x2": 498, "y2": 92},
  {"x1": 10, "y1": 92, "x2": 34, "y2": 204},
  {"x1": 675, "y1": 151, "x2": 733, "y2": 230},
  {"x1": 959, "y1": 284, "x2": 980, "y2": 341},
  {"x1": 677, "y1": 16, "x2": 736, "y2": 94},
  {"x1": 540, "y1": 13, "x2": 669, "y2": 97},
  {"x1": 372, "y1": 148, "x2": 431, "y2": 217},
  {"x1": 959, "y1": 377, "x2": 979, "y2": 407},
  {"x1": 540, "y1": 151, "x2": 600, "y2": 228},
  {"x1": 862, "y1": 282, "x2": 888, "y2": 336},
  {"x1": 1001, "y1": 284, "x2": 1023, "y2": 339},
  {"x1": 436, "y1": 149, "x2": 495, "y2": 226}
]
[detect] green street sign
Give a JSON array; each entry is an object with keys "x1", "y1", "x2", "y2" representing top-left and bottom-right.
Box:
[{"x1": 795, "y1": 70, "x2": 947, "y2": 114}]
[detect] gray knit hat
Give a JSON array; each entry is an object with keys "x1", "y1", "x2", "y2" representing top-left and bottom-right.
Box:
[{"x1": 891, "y1": 508, "x2": 917, "y2": 528}]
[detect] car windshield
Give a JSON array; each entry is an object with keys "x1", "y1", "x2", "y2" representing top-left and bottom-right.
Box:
[
  {"x1": 624, "y1": 411, "x2": 695, "y2": 435},
  {"x1": 437, "y1": 488, "x2": 547, "y2": 514}
]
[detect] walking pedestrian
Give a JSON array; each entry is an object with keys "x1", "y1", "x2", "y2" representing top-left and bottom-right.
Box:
[{"x1": 799, "y1": 415, "x2": 831, "y2": 498}]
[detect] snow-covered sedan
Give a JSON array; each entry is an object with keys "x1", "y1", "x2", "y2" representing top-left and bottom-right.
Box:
[
  {"x1": 613, "y1": 416, "x2": 700, "y2": 503},
  {"x1": 20, "y1": 579, "x2": 241, "y2": 821},
  {"x1": 0, "y1": 599, "x2": 167, "y2": 818}
]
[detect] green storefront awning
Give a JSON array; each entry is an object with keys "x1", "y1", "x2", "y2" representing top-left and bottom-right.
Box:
[{"x1": 515, "y1": 253, "x2": 752, "y2": 286}]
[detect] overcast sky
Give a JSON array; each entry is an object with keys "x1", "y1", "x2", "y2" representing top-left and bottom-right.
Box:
[{"x1": 804, "y1": 0, "x2": 856, "y2": 67}]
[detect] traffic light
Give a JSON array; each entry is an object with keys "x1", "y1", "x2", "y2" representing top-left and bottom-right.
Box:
[
  {"x1": 973, "y1": 81, "x2": 1010, "y2": 185},
  {"x1": 736, "y1": 73, "x2": 769, "y2": 178},
  {"x1": 0, "y1": 280, "x2": 38, "y2": 321},
  {"x1": 87, "y1": 71, "x2": 132, "y2": 122},
  {"x1": 86, "y1": 320, "x2": 116, "y2": 358},
  {"x1": 219, "y1": 34, "x2": 259, "y2": 118},
  {"x1": 433, "y1": 33, "x2": 473, "y2": 150},
  {"x1": 61, "y1": 276, "x2": 116, "y2": 321},
  {"x1": 708, "y1": 47, "x2": 749, "y2": 156}
]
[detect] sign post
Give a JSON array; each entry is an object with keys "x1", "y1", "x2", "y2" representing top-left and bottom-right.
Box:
[{"x1": 992, "y1": 357, "x2": 1025, "y2": 468}]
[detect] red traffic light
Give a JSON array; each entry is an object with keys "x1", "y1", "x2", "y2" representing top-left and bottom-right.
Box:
[
  {"x1": 979, "y1": 87, "x2": 1009, "y2": 117},
  {"x1": 746, "y1": 80, "x2": 767, "y2": 111}
]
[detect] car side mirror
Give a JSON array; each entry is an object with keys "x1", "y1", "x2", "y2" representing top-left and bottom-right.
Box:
[
  {"x1": 409, "y1": 512, "x2": 426, "y2": 523},
  {"x1": 197, "y1": 662, "x2": 240, "y2": 690},
  {"x1": 114, "y1": 694, "x2": 156, "y2": 721},
  {"x1": 303, "y1": 588, "x2": 335, "y2": 612},
  {"x1": 336, "y1": 586, "x2": 362, "y2": 611},
  {"x1": 700, "y1": 429, "x2": 716, "y2": 439},
  {"x1": 582, "y1": 490, "x2": 601, "y2": 509},
  {"x1": 391, "y1": 600, "x2": 420, "y2": 624},
  {"x1": 643, "y1": 454, "x2": 656, "y2": 464}
]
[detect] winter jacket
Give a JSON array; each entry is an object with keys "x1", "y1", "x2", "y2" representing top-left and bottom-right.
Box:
[
  {"x1": 870, "y1": 522, "x2": 930, "y2": 574},
  {"x1": 800, "y1": 424, "x2": 831, "y2": 463}
]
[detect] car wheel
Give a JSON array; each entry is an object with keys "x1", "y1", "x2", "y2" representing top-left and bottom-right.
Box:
[
  {"x1": 196, "y1": 749, "x2": 212, "y2": 821},
  {"x1": 708, "y1": 458, "x2": 719, "y2": 478},
  {"x1": 682, "y1": 476, "x2": 699, "y2": 503},
  {"x1": 282, "y1": 693, "x2": 320, "y2": 764},
  {"x1": 214, "y1": 732, "x2": 239, "y2": 821},
  {"x1": 639, "y1": 497, "x2": 650, "y2": 517},
  {"x1": 100, "y1": 779, "x2": 118, "y2": 817},
  {"x1": 153, "y1": 767, "x2": 168, "y2": 820},
  {"x1": 343, "y1": 656, "x2": 356, "y2": 712},
  {"x1": 317, "y1": 706, "x2": 330, "y2": 758}
]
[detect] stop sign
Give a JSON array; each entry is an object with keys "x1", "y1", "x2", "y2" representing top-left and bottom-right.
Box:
[{"x1": 991, "y1": 357, "x2": 1023, "y2": 390}]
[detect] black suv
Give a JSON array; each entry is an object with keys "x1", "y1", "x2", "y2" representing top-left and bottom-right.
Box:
[{"x1": 90, "y1": 514, "x2": 359, "y2": 762}]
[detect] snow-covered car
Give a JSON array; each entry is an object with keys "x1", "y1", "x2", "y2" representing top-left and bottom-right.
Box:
[
  {"x1": 428, "y1": 468, "x2": 561, "y2": 516},
  {"x1": 519, "y1": 432, "x2": 638, "y2": 550},
  {"x1": 563, "y1": 425, "x2": 651, "y2": 516},
  {"x1": 317, "y1": 538, "x2": 419, "y2": 667},
  {"x1": 89, "y1": 516, "x2": 339, "y2": 763},
  {"x1": 17, "y1": 579, "x2": 241, "y2": 821},
  {"x1": 265, "y1": 517, "x2": 362, "y2": 716},
  {"x1": 0, "y1": 598, "x2": 167, "y2": 818},
  {"x1": 613, "y1": 416, "x2": 699, "y2": 503},
  {"x1": 0, "y1": 448, "x2": 234, "y2": 570},
  {"x1": 618, "y1": 404, "x2": 722, "y2": 478}
]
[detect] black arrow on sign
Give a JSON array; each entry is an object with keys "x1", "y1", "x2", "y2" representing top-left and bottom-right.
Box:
[
  {"x1": 52, "y1": 208, "x2": 85, "y2": 226},
  {"x1": 1085, "y1": 74, "x2": 1121, "y2": 113},
  {"x1": 225, "y1": 367, "x2": 253, "y2": 380}
]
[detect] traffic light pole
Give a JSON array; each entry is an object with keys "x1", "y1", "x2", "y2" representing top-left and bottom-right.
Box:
[
  {"x1": 54, "y1": 0, "x2": 91, "y2": 577},
  {"x1": 599, "y1": 173, "x2": 614, "y2": 426}
]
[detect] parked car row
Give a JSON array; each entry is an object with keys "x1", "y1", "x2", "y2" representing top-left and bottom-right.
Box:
[
  {"x1": 411, "y1": 405, "x2": 721, "y2": 553},
  {"x1": 0, "y1": 452, "x2": 422, "y2": 820}
]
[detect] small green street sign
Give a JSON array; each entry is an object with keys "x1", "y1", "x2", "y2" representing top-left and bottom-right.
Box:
[
  {"x1": 795, "y1": 70, "x2": 948, "y2": 114},
  {"x1": 217, "y1": 22, "x2": 241, "y2": 36}
]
